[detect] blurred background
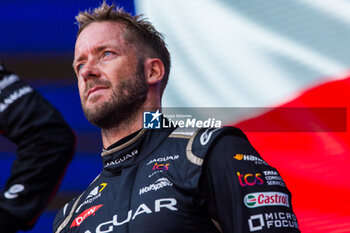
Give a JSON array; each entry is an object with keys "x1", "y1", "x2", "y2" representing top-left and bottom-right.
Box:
[{"x1": 1, "y1": 0, "x2": 350, "y2": 232}]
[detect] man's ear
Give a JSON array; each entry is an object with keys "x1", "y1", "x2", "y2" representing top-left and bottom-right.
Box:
[{"x1": 144, "y1": 58, "x2": 165, "y2": 85}]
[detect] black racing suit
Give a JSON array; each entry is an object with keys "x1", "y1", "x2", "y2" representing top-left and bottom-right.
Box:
[
  {"x1": 54, "y1": 126, "x2": 300, "y2": 233},
  {"x1": 0, "y1": 65, "x2": 75, "y2": 232}
]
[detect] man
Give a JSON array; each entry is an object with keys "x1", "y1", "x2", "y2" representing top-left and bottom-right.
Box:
[
  {"x1": 54, "y1": 2, "x2": 300, "y2": 232},
  {"x1": 0, "y1": 64, "x2": 75, "y2": 232}
]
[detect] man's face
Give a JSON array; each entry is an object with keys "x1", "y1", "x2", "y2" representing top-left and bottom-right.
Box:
[{"x1": 73, "y1": 22, "x2": 148, "y2": 129}]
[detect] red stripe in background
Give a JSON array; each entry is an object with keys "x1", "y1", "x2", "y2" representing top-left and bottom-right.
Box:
[{"x1": 234, "y1": 77, "x2": 350, "y2": 232}]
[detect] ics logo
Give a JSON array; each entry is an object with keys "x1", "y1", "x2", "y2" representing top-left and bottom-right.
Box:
[
  {"x1": 143, "y1": 109, "x2": 162, "y2": 129},
  {"x1": 153, "y1": 163, "x2": 170, "y2": 171}
]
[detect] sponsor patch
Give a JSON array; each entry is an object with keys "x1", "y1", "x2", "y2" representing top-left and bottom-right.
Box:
[
  {"x1": 93, "y1": 198, "x2": 177, "y2": 232},
  {"x1": 233, "y1": 153, "x2": 268, "y2": 166},
  {"x1": 139, "y1": 178, "x2": 173, "y2": 195},
  {"x1": 148, "y1": 170, "x2": 163, "y2": 178},
  {"x1": 0, "y1": 74, "x2": 19, "y2": 92},
  {"x1": 236, "y1": 170, "x2": 286, "y2": 188},
  {"x1": 200, "y1": 128, "x2": 221, "y2": 145},
  {"x1": 148, "y1": 162, "x2": 172, "y2": 178},
  {"x1": 152, "y1": 162, "x2": 170, "y2": 171},
  {"x1": 237, "y1": 172, "x2": 264, "y2": 187},
  {"x1": 0, "y1": 86, "x2": 33, "y2": 112},
  {"x1": 263, "y1": 170, "x2": 286, "y2": 187},
  {"x1": 147, "y1": 155, "x2": 179, "y2": 165},
  {"x1": 244, "y1": 192, "x2": 289, "y2": 208},
  {"x1": 76, "y1": 183, "x2": 107, "y2": 213},
  {"x1": 71, "y1": 205, "x2": 103, "y2": 228},
  {"x1": 248, "y1": 212, "x2": 298, "y2": 232},
  {"x1": 104, "y1": 150, "x2": 138, "y2": 167}
]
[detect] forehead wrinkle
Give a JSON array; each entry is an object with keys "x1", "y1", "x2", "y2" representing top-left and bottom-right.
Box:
[
  {"x1": 74, "y1": 42, "x2": 125, "y2": 65},
  {"x1": 74, "y1": 41, "x2": 108, "y2": 64},
  {"x1": 74, "y1": 24, "x2": 129, "y2": 59}
]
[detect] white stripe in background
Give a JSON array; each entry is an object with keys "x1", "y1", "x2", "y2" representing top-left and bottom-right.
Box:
[
  {"x1": 300, "y1": 0, "x2": 350, "y2": 24},
  {"x1": 135, "y1": 0, "x2": 347, "y2": 109}
]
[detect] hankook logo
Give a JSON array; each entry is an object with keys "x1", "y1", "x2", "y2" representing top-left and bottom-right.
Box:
[{"x1": 233, "y1": 153, "x2": 268, "y2": 165}]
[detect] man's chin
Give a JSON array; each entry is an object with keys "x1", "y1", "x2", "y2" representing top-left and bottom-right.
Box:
[
  {"x1": 83, "y1": 96, "x2": 111, "y2": 112},
  {"x1": 83, "y1": 109, "x2": 112, "y2": 128},
  {"x1": 86, "y1": 94, "x2": 108, "y2": 105}
]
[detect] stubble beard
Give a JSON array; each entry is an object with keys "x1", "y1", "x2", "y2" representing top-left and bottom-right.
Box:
[{"x1": 82, "y1": 63, "x2": 148, "y2": 130}]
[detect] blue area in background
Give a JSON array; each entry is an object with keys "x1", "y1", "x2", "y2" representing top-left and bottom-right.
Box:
[
  {"x1": 1, "y1": 1, "x2": 136, "y2": 232},
  {"x1": 59, "y1": 153, "x2": 102, "y2": 191},
  {"x1": 34, "y1": 83, "x2": 93, "y2": 131},
  {"x1": 0, "y1": 156, "x2": 16, "y2": 187},
  {"x1": 0, "y1": 0, "x2": 135, "y2": 52},
  {"x1": 18, "y1": 212, "x2": 57, "y2": 233}
]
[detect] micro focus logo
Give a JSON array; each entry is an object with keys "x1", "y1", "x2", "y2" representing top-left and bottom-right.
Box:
[
  {"x1": 248, "y1": 212, "x2": 299, "y2": 231},
  {"x1": 143, "y1": 109, "x2": 162, "y2": 129},
  {"x1": 244, "y1": 192, "x2": 289, "y2": 208}
]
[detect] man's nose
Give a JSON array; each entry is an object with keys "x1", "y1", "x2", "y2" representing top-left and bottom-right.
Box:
[{"x1": 81, "y1": 62, "x2": 101, "y2": 81}]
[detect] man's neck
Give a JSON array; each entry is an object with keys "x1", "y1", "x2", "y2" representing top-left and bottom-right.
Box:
[
  {"x1": 100, "y1": 96, "x2": 161, "y2": 148},
  {"x1": 101, "y1": 112, "x2": 143, "y2": 149}
]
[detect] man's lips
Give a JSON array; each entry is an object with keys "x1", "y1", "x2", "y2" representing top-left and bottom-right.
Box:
[{"x1": 86, "y1": 86, "x2": 108, "y2": 98}]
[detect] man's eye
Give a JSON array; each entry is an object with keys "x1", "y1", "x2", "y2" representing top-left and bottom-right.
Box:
[
  {"x1": 77, "y1": 64, "x2": 84, "y2": 71},
  {"x1": 103, "y1": 51, "x2": 113, "y2": 57}
]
